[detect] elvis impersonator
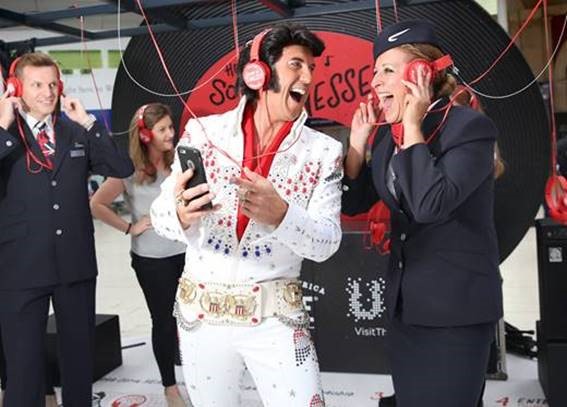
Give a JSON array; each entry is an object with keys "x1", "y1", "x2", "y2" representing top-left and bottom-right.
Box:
[{"x1": 150, "y1": 23, "x2": 343, "y2": 406}]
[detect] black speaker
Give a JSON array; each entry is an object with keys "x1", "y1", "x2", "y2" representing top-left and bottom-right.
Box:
[
  {"x1": 535, "y1": 219, "x2": 567, "y2": 339},
  {"x1": 537, "y1": 321, "x2": 567, "y2": 407},
  {"x1": 300, "y1": 223, "x2": 507, "y2": 377},
  {"x1": 46, "y1": 314, "x2": 122, "y2": 386},
  {"x1": 301, "y1": 225, "x2": 391, "y2": 374}
]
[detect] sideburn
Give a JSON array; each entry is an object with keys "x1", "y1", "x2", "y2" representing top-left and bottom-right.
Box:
[{"x1": 267, "y1": 67, "x2": 281, "y2": 93}]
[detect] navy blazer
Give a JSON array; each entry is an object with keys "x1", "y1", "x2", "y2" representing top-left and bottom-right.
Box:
[
  {"x1": 343, "y1": 100, "x2": 503, "y2": 327},
  {"x1": 0, "y1": 117, "x2": 134, "y2": 289}
]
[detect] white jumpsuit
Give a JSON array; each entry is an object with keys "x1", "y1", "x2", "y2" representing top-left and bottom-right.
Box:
[{"x1": 151, "y1": 97, "x2": 343, "y2": 407}]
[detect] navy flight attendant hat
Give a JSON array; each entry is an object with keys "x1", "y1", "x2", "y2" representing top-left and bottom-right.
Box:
[{"x1": 373, "y1": 20, "x2": 442, "y2": 60}]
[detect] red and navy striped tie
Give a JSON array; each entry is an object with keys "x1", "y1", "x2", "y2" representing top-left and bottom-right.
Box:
[{"x1": 36, "y1": 123, "x2": 55, "y2": 167}]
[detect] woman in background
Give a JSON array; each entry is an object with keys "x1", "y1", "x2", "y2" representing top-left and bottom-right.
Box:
[{"x1": 90, "y1": 103, "x2": 188, "y2": 407}]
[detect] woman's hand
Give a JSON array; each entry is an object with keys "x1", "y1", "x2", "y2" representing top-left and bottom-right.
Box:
[
  {"x1": 174, "y1": 168, "x2": 218, "y2": 229},
  {"x1": 345, "y1": 94, "x2": 379, "y2": 179},
  {"x1": 400, "y1": 65, "x2": 432, "y2": 147},
  {"x1": 350, "y1": 93, "x2": 379, "y2": 151},
  {"x1": 130, "y1": 215, "x2": 152, "y2": 236}
]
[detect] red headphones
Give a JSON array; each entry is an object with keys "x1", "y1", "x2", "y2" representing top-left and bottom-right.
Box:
[
  {"x1": 242, "y1": 29, "x2": 272, "y2": 91},
  {"x1": 367, "y1": 201, "x2": 391, "y2": 255},
  {"x1": 403, "y1": 54, "x2": 454, "y2": 85},
  {"x1": 136, "y1": 104, "x2": 153, "y2": 144},
  {"x1": 545, "y1": 174, "x2": 567, "y2": 223},
  {"x1": 6, "y1": 56, "x2": 64, "y2": 98}
]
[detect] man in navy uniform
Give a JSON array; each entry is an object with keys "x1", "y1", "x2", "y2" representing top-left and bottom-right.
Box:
[{"x1": 0, "y1": 52, "x2": 133, "y2": 407}]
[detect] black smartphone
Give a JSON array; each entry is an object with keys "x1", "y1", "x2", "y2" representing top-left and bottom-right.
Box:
[{"x1": 177, "y1": 146, "x2": 213, "y2": 210}]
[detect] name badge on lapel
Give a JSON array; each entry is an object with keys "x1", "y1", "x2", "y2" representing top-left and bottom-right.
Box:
[{"x1": 70, "y1": 148, "x2": 85, "y2": 158}]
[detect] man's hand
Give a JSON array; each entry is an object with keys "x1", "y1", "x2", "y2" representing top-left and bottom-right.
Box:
[
  {"x1": 0, "y1": 90, "x2": 21, "y2": 130},
  {"x1": 61, "y1": 96, "x2": 90, "y2": 125},
  {"x1": 232, "y1": 167, "x2": 288, "y2": 227},
  {"x1": 174, "y1": 168, "x2": 218, "y2": 229}
]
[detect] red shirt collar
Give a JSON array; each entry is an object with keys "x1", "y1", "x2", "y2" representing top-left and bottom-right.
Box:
[{"x1": 236, "y1": 103, "x2": 294, "y2": 240}]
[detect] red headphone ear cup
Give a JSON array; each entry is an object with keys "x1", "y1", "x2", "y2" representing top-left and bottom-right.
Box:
[
  {"x1": 545, "y1": 175, "x2": 567, "y2": 222},
  {"x1": 404, "y1": 60, "x2": 433, "y2": 84},
  {"x1": 260, "y1": 61, "x2": 271, "y2": 89},
  {"x1": 6, "y1": 76, "x2": 22, "y2": 97},
  {"x1": 139, "y1": 128, "x2": 153, "y2": 144},
  {"x1": 243, "y1": 61, "x2": 271, "y2": 91}
]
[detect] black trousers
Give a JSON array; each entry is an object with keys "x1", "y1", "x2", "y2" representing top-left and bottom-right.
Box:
[
  {"x1": 131, "y1": 252, "x2": 185, "y2": 387},
  {"x1": 0, "y1": 326, "x2": 55, "y2": 395},
  {"x1": 0, "y1": 329, "x2": 5, "y2": 391},
  {"x1": 386, "y1": 315, "x2": 494, "y2": 407},
  {"x1": 0, "y1": 279, "x2": 95, "y2": 407}
]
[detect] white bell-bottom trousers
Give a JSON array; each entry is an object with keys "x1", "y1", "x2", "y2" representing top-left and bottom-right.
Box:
[{"x1": 178, "y1": 318, "x2": 325, "y2": 407}]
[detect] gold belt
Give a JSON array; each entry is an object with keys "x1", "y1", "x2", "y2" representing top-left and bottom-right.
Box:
[{"x1": 175, "y1": 277, "x2": 306, "y2": 328}]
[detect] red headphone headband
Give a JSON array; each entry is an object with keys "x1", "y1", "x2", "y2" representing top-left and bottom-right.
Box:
[
  {"x1": 136, "y1": 104, "x2": 153, "y2": 144},
  {"x1": 8, "y1": 56, "x2": 21, "y2": 77},
  {"x1": 250, "y1": 29, "x2": 270, "y2": 62},
  {"x1": 6, "y1": 55, "x2": 63, "y2": 98},
  {"x1": 432, "y1": 54, "x2": 454, "y2": 72},
  {"x1": 404, "y1": 54, "x2": 454, "y2": 85},
  {"x1": 243, "y1": 29, "x2": 272, "y2": 91}
]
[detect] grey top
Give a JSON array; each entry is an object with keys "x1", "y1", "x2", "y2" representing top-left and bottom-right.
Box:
[{"x1": 123, "y1": 171, "x2": 186, "y2": 258}]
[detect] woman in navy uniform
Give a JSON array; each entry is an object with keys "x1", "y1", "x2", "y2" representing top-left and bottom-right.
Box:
[
  {"x1": 342, "y1": 20, "x2": 503, "y2": 407},
  {"x1": 0, "y1": 52, "x2": 133, "y2": 407}
]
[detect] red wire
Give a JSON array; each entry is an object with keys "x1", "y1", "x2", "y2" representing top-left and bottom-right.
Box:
[
  {"x1": 16, "y1": 114, "x2": 55, "y2": 173},
  {"x1": 392, "y1": 0, "x2": 399, "y2": 23},
  {"x1": 469, "y1": 0, "x2": 544, "y2": 86},
  {"x1": 375, "y1": 0, "x2": 382, "y2": 35},
  {"x1": 134, "y1": 0, "x2": 304, "y2": 173},
  {"x1": 231, "y1": 0, "x2": 240, "y2": 61},
  {"x1": 543, "y1": 0, "x2": 558, "y2": 173},
  {"x1": 79, "y1": 15, "x2": 111, "y2": 132}
]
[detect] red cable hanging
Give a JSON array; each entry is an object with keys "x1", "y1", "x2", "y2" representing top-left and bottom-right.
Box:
[
  {"x1": 133, "y1": 0, "x2": 305, "y2": 173},
  {"x1": 375, "y1": 0, "x2": 383, "y2": 35}
]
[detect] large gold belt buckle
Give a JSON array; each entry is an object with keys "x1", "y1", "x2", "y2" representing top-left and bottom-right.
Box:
[
  {"x1": 178, "y1": 278, "x2": 262, "y2": 326},
  {"x1": 178, "y1": 278, "x2": 197, "y2": 304},
  {"x1": 283, "y1": 281, "x2": 303, "y2": 307},
  {"x1": 200, "y1": 291, "x2": 227, "y2": 317},
  {"x1": 225, "y1": 294, "x2": 258, "y2": 320}
]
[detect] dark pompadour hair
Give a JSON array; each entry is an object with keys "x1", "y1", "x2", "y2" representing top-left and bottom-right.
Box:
[{"x1": 236, "y1": 22, "x2": 325, "y2": 102}]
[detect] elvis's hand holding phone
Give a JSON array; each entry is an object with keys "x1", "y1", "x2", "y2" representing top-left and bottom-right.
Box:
[{"x1": 174, "y1": 146, "x2": 217, "y2": 229}]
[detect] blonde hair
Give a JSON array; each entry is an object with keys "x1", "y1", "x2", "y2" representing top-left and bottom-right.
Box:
[{"x1": 129, "y1": 103, "x2": 174, "y2": 184}]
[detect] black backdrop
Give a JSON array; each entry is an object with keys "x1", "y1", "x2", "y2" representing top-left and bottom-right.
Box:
[{"x1": 111, "y1": 0, "x2": 550, "y2": 373}]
